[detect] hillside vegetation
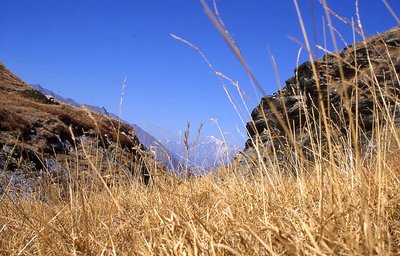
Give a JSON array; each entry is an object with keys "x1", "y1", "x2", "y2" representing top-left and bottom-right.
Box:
[{"x1": 1, "y1": 132, "x2": 400, "y2": 254}]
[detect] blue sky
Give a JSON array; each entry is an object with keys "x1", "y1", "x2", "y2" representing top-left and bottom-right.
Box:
[{"x1": 1, "y1": 0, "x2": 399, "y2": 147}]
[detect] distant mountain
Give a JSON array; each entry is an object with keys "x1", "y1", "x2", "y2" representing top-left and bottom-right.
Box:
[
  {"x1": 30, "y1": 84, "x2": 111, "y2": 116},
  {"x1": 30, "y1": 84, "x2": 179, "y2": 170},
  {"x1": 30, "y1": 84, "x2": 80, "y2": 107},
  {"x1": 30, "y1": 84, "x2": 239, "y2": 172},
  {"x1": 161, "y1": 135, "x2": 240, "y2": 173},
  {"x1": 130, "y1": 124, "x2": 179, "y2": 170}
]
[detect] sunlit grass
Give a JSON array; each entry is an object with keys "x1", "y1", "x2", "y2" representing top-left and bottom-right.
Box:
[{"x1": 1, "y1": 143, "x2": 400, "y2": 254}]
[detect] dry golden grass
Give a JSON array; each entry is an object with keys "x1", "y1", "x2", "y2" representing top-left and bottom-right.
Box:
[
  {"x1": 1, "y1": 1, "x2": 400, "y2": 255},
  {"x1": 1, "y1": 85, "x2": 400, "y2": 254},
  {"x1": 1, "y1": 141, "x2": 400, "y2": 255}
]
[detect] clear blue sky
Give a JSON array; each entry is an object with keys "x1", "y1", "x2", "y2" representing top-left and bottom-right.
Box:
[{"x1": 1, "y1": 0, "x2": 399, "y2": 147}]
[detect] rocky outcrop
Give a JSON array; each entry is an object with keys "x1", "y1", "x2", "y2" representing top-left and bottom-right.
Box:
[
  {"x1": 0, "y1": 62, "x2": 154, "y2": 196},
  {"x1": 242, "y1": 26, "x2": 400, "y2": 164}
]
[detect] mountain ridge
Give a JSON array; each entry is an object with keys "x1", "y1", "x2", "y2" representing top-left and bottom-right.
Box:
[
  {"x1": 30, "y1": 83, "x2": 180, "y2": 170},
  {"x1": 0, "y1": 62, "x2": 154, "y2": 195},
  {"x1": 161, "y1": 135, "x2": 240, "y2": 173}
]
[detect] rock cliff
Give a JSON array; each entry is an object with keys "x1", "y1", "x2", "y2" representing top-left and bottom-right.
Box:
[{"x1": 242, "y1": 26, "x2": 400, "y2": 165}]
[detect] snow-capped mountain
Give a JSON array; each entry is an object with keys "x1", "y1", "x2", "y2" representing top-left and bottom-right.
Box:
[{"x1": 161, "y1": 135, "x2": 240, "y2": 172}]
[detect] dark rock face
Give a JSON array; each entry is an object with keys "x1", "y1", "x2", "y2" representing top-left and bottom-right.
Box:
[
  {"x1": 243, "y1": 26, "x2": 400, "y2": 163},
  {"x1": 0, "y1": 62, "x2": 153, "y2": 196}
]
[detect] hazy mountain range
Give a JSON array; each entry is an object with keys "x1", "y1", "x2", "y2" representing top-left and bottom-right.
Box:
[
  {"x1": 161, "y1": 135, "x2": 240, "y2": 173},
  {"x1": 30, "y1": 84, "x2": 238, "y2": 171}
]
